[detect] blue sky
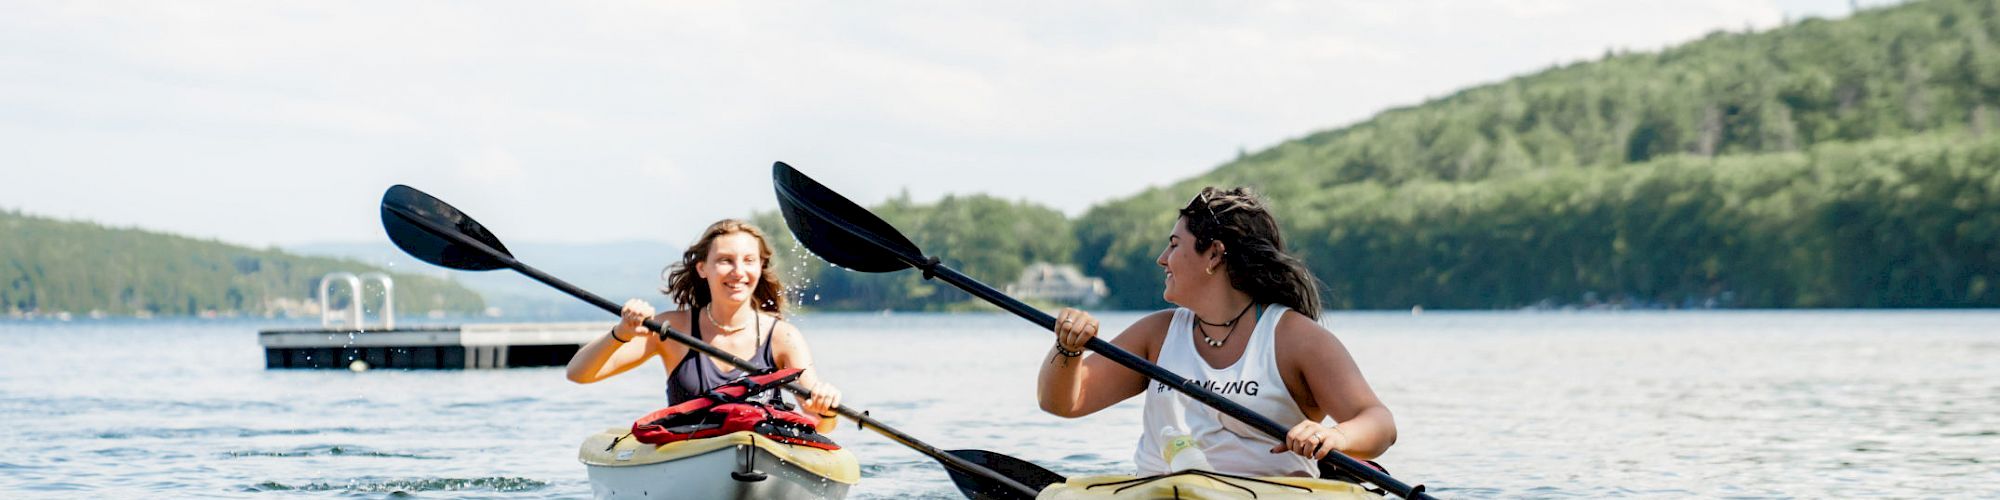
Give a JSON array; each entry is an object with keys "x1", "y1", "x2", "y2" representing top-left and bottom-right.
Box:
[{"x1": 0, "y1": 0, "x2": 1898, "y2": 247}]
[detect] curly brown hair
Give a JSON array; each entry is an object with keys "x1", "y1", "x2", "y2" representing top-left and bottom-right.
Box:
[
  {"x1": 1179, "y1": 186, "x2": 1323, "y2": 320},
  {"x1": 660, "y1": 219, "x2": 787, "y2": 316}
]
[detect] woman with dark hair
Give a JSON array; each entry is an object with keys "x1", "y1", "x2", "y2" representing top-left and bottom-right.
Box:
[
  {"x1": 1037, "y1": 187, "x2": 1394, "y2": 477},
  {"x1": 567, "y1": 219, "x2": 843, "y2": 434}
]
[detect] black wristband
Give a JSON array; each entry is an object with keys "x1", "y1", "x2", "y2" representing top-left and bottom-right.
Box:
[{"x1": 609, "y1": 329, "x2": 631, "y2": 343}]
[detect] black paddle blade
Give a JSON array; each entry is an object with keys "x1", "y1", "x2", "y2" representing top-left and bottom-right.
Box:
[
  {"x1": 380, "y1": 184, "x2": 514, "y2": 271},
  {"x1": 945, "y1": 449, "x2": 1066, "y2": 500},
  {"x1": 771, "y1": 162, "x2": 922, "y2": 273}
]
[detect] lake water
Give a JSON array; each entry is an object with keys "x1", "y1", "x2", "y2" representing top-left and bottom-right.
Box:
[{"x1": 1, "y1": 310, "x2": 1995, "y2": 498}]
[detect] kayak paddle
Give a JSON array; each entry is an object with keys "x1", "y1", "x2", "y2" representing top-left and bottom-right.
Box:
[
  {"x1": 378, "y1": 184, "x2": 1060, "y2": 500},
  {"x1": 770, "y1": 162, "x2": 1433, "y2": 499}
]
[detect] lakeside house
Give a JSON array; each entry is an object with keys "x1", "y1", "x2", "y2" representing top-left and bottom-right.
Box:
[{"x1": 1005, "y1": 262, "x2": 1108, "y2": 306}]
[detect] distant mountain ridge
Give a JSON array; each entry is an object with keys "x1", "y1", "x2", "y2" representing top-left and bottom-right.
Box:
[
  {"x1": 728, "y1": 1, "x2": 2000, "y2": 312},
  {"x1": 1074, "y1": 0, "x2": 2000, "y2": 309},
  {"x1": 14, "y1": 1, "x2": 1994, "y2": 316},
  {"x1": 1, "y1": 209, "x2": 485, "y2": 318},
  {"x1": 288, "y1": 240, "x2": 679, "y2": 320}
]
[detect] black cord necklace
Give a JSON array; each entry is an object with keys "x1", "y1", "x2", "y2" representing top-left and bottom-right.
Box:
[{"x1": 1193, "y1": 301, "x2": 1255, "y2": 348}]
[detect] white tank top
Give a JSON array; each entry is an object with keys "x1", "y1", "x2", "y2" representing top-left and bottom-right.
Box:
[{"x1": 1134, "y1": 304, "x2": 1316, "y2": 477}]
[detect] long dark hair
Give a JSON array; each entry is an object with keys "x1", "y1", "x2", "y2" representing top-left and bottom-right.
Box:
[
  {"x1": 1179, "y1": 187, "x2": 1323, "y2": 320},
  {"x1": 661, "y1": 219, "x2": 787, "y2": 316}
]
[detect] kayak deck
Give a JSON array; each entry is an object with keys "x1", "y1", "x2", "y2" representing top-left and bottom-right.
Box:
[{"x1": 1037, "y1": 471, "x2": 1382, "y2": 499}]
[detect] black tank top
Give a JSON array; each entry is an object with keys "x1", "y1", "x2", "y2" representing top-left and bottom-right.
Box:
[{"x1": 666, "y1": 305, "x2": 776, "y2": 404}]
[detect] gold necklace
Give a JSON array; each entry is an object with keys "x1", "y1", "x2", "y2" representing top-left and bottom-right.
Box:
[{"x1": 706, "y1": 306, "x2": 750, "y2": 333}]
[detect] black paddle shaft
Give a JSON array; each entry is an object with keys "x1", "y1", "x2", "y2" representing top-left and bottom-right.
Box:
[
  {"x1": 380, "y1": 203, "x2": 1044, "y2": 499},
  {"x1": 768, "y1": 166, "x2": 1431, "y2": 499}
]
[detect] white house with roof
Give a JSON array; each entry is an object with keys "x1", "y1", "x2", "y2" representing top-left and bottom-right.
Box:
[{"x1": 1005, "y1": 262, "x2": 1108, "y2": 306}]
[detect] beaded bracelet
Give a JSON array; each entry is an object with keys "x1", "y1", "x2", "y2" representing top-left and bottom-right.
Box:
[{"x1": 1054, "y1": 343, "x2": 1084, "y2": 358}]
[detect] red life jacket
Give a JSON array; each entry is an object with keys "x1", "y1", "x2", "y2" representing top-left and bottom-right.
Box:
[{"x1": 630, "y1": 367, "x2": 840, "y2": 450}]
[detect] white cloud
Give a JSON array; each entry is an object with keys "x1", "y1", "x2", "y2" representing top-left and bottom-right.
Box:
[{"x1": 453, "y1": 145, "x2": 527, "y2": 186}]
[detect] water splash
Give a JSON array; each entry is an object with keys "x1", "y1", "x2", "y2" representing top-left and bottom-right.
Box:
[{"x1": 776, "y1": 238, "x2": 829, "y2": 312}]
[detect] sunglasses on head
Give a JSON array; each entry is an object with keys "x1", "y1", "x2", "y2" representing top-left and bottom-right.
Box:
[{"x1": 1186, "y1": 190, "x2": 1241, "y2": 217}]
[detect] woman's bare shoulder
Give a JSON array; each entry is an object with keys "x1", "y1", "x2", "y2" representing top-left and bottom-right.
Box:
[
  {"x1": 1272, "y1": 309, "x2": 1339, "y2": 349},
  {"x1": 657, "y1": 309, "x2": 692, "y2": 331},
  {"x1": 1108, "y1": 309, "x2": 1177, "y2": 357},
  {"x1": 1124, "y1": 309, "x2": 1177, "y2": 336},
  {"x1": 771, "y1": 314, "x2": 802, "y2": 337}
]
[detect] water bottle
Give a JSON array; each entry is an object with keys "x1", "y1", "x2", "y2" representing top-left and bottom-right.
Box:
[{"x1": 1159, "y1": 426, "x2": 1212, "y2": 472}]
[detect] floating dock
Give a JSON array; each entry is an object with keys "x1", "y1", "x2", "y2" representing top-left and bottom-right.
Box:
[
  {"x1": 260, "y1": 272, "x2": 608, "y2": 369},
  {"x1": 259, "y1": 322, "x2": 610, "y2": 369}
]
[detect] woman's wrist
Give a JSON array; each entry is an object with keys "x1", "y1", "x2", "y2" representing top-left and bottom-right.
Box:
[
  {"x1": 609, "y1": 328, "x2": 631, "y2": 343},
  {"x1": 1327, "y1": 426, "x2": 1351, "y2": 451},
  {"x1": 1054, "y1": 342, "x2": 1083, "y2": 358}
]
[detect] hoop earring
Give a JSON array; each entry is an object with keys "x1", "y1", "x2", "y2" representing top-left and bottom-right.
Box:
[{"x1": 1205, "y1": 266, "x2": 1214, "y2": 276}]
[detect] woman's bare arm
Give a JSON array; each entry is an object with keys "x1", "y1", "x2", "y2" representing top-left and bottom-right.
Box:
[
  {"x1": 1037, "y1": 310, "x2": 1169, "y2": 418},
  {"x1": 1279, "y1": 313, "x2": 1396, "y2": 459},
  {"x1": 771, "y1": 320, "x2": 842, "y2": 434}
]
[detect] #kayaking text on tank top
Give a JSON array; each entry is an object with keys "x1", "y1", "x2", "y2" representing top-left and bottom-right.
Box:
[
  {"x1": 1135, "y1": 304, "x2": 1318, "y2": 477},
  {"x1": 666, "y1": 306, "x2": 776, "y2": 405}
]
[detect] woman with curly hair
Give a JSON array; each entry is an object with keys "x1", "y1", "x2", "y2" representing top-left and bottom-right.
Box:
[{"x1": 567, "y1": 219, "x2": 843, "y2": 433}]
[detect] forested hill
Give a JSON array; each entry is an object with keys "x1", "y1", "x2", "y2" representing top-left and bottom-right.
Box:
[
  {"x1": 1, "y1": 209, "x2": 484, "y2": 318},
  {"x1": 1077, "y1": 0, "x2": 2000, "y2": 309},
  {"x1": 754, "y1": 192, "x2": 1076, "y2": 312}
]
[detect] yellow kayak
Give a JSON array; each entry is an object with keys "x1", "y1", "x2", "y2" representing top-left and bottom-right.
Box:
[{"x1": 1037, "y1": 471, "x2": 1381, "y2": 499}]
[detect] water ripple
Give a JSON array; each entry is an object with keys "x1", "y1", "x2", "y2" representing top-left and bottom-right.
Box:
[
  {"x1": 94, "y1": 426, "x2": 388, "y2": 439},
  {"x1": 244, "y1": 476, "x2": 549, "y2": 493},
  {"x1": 5, "y1": 313, "x2": 1998, "y2": 498},
  {"x1": 223, "y1": 444, "x2": 444, "y2": 460},
  {"x1": 443, "y1": 397, "x2": 540, "y2": 409}
]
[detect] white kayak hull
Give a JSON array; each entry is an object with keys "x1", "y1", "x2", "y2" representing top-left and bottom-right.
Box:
[{"x1": 581, "y1": 430, "x2": 858, "y2": 500}]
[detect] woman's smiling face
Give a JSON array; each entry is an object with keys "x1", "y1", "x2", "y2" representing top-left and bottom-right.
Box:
[
  {"x1": 702, "y1": 231, "x2": 764, "y2": 304},
  {"x1": 1157, "y1": 217, "x2": 1217, "y2": 305}
]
